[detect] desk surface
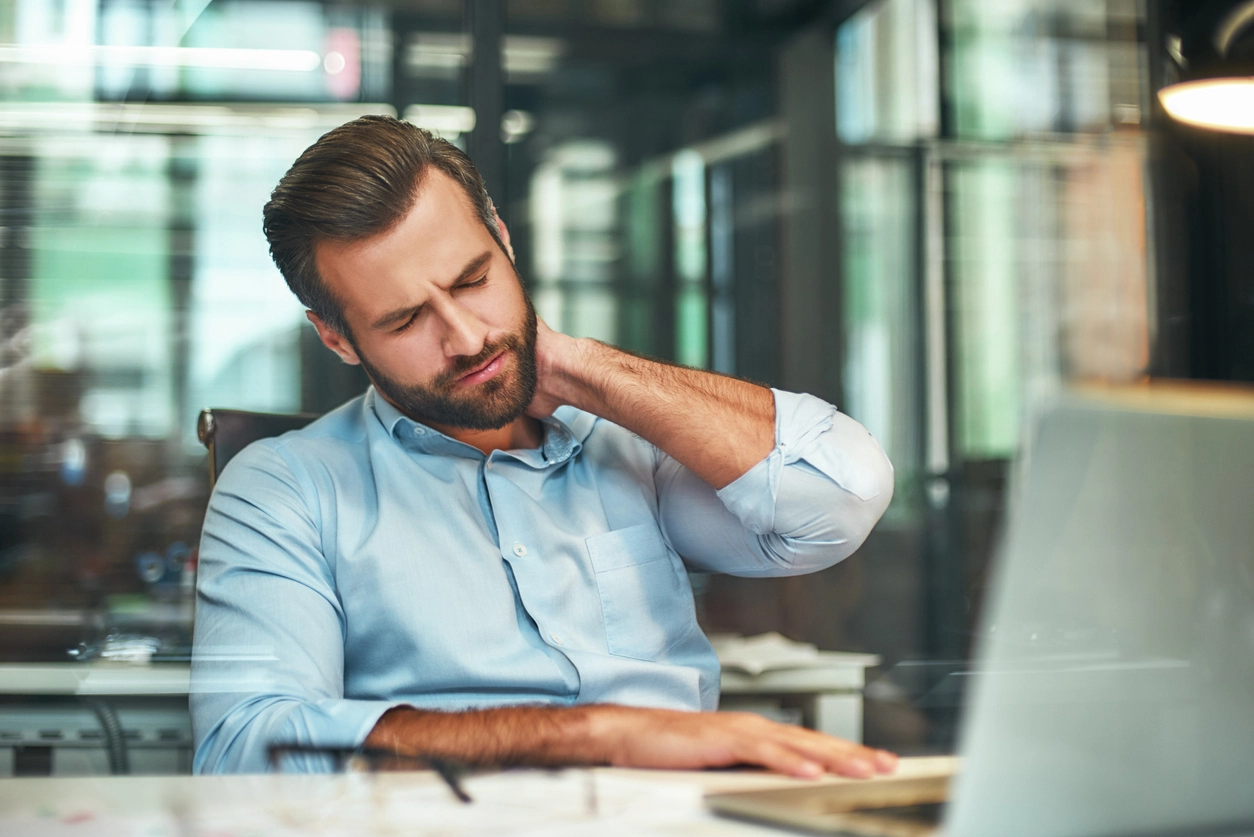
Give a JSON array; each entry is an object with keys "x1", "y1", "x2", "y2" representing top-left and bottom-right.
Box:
[{"x1": 0, "y1": 756, "x2": 958, "y2": 836}]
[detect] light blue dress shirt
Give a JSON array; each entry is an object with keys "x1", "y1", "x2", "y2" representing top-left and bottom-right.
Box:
[{"x1": 191, "y1": 386, "x2": 892, "y2": 773}]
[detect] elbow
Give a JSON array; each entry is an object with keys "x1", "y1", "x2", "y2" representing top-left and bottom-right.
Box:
[
  {"x1": 863, "y1": 441, "x2": 895, "y2": 528},
  {"x1": 779, "y1": 496, "x2": 887, "y2": 573},
  {"x1": 831, "y1": 417, "x2": 895, "y2": 544},
  {"x1": 769, "y1": 437, "x2": 895, "y2": 575},
  {"x1": 833, "y1": 436, "x2": 894, "y2": 552}
]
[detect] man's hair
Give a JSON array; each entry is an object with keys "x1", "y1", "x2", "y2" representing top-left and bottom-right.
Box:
[{"x1": 263, "y1": 115, "x2": 504, "y2": 337}]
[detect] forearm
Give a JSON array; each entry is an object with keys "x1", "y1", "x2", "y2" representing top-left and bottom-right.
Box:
[
  {"x1": 542, "y1": 337, "x2": 774, "y2": 489},
  {"x1": 365, "y1": 703, "x2": 898, "y2": 778},
  {"x1": 365, "y1": 704, "x2": 606, "y2": 768}
]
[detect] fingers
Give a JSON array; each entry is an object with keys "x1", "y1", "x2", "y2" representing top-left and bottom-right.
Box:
[
  {"x1": 596, "y1": 707, "x2": 900, "y2": 780},
  {"x1": 873, "y1": 748, "x2": 899, "y2": 773},
  {"x1": 722, "y1": 713, "x2": 898, "y2": 779},
  {"x1": 746, "y1": 739, "x2": 825, "y2": 779}
]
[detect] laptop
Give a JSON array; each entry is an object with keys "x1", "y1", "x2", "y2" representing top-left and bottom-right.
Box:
[{"x1": 708, "y1": 384, "x2": 1254, "y2": 836}]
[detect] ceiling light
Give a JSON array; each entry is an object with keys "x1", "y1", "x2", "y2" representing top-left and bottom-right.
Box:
[
  {"x1": 1160, "y1": 77, "x2": 1254, "y2": 133},
  {"x1": 1158, "y1": 1, "x2": 1254, "y2": 134}
]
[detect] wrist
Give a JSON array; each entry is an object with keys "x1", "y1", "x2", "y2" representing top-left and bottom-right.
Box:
[{"x1": 581, "y1": 703, "x2": 633, "y2": 766}]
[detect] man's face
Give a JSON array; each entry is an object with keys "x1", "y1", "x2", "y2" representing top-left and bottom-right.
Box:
[{"x1": 311, "y1": 170, "x2": 537, "y2": 431}]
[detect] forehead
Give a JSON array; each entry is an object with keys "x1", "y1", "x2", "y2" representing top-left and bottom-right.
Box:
[{"x1": 313, "y1": 169, "x2": 491, "y2": 318}]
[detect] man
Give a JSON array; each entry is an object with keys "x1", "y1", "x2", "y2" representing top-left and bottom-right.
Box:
[{"x1": 192, "y1": 115, "x2": 896, "y2": 778}]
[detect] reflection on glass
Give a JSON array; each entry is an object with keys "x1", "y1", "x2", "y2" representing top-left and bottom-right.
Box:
[
  {"x1": 0, "y1": 0, "x2": 394, "y2": 660},
  {"x1": 188, "y1": 134, "x2": 310, "y2": 449},
  {"x1": 31, "y1": 136, "x2": 173, "y2": 439}
]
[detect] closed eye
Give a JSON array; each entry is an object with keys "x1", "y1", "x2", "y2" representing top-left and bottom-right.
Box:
[{"x1": 389, "y1": 273, "x2": 486, "y2": 335}]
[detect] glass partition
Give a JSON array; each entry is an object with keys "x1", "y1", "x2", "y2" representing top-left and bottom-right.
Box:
[
  {"x1": 831, "y1": 0, "x2": 1151, "y2": 751},
  {"x1": 0, "y1": 0, "x2": 397, "y2": 661},
  {"x1": 0, "y1": 0, "x2": 1160, "y2": 772}
]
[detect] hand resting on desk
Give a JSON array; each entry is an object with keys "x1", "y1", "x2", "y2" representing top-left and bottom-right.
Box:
[{"x1": 366, "y1": 704, "x2": 898, "y2": 779}]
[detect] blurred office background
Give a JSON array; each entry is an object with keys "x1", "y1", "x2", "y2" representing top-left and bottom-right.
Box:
[{"x1": 1, "y1": 0, "x2": 1250, "y2": 766}]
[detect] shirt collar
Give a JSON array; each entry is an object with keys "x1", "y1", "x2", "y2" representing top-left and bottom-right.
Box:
[{"x1": 366, "y1": 386, "x2": 596, "y2": 466}]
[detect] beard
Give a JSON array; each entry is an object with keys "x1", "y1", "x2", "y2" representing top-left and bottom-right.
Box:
[{"x1": 354, "y1": 293, "x2": 539, "y2": 432}]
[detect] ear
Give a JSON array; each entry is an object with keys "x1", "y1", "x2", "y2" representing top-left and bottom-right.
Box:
[
  {"x1": 306, "y1": 311, "x2": 362, "y2": 366},
  {"x1": 493, "y1": 206, "x2": 515, "y2": 263}
]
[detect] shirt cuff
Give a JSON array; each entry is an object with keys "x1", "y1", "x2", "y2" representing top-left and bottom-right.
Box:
[
  {"x1": 715, "y1": 389, "x2": 885, "y2": 535},
  {"x1": 285, "y1": 698, "x2": 413, "y2": 752}
]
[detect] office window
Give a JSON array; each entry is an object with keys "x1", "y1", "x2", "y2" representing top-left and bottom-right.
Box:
[
  {"x1": 187, "y1": 133, "x2": 313, "y2": 449},
  {"x1": 840, "y1": 154, "x2": 920, "y2": 513},
  {"x1": 672, "y1": 148, "x2": 707, "y2": 369},
  {"x1": 30, "y1": 136, "x2": 173, "y2": 439},
  {"x1": 529, "y1": 139, "x2": 620, "y2": 344},
  {"x1": 836, "y1": 0, "x2": 938, "y2": 145}
]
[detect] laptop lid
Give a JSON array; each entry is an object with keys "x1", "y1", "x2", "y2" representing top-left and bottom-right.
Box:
[{"x1": 946, "y1": 386, "x2": 1254, "y2": 837}]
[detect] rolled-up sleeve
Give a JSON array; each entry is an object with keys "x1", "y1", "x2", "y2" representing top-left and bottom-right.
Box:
[
  {"x1": 191, "y1": 442, "x2": 407, "y2": 774},
  {"x1": 657, "y1": 389, "x2": 893, "y2": 576}
]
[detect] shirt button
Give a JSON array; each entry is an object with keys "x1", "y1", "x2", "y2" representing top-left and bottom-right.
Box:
[
  {"x1": 550, "y1": 633, "x2": 563, "y2": 646},
  {"x1": 413, "y1": 426, "x2": 426, "y2": 435},
  {"x1": 513, "y1": 543, "x2": 527, "y2": 557}
]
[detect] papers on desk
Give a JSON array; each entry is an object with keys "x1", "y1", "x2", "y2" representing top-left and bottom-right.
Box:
[
  {"x1": 0, "y1": 770, "x2": 719, "y2": 837},
  {"x1": 709, "y1": 632, "x2": 823, "y2": 676},
  {"x1": 711, "y1": 632, "x2": 880, "y2": 678}
]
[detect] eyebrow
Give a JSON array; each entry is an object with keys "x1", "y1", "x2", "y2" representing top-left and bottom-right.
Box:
[{"x1": 368, "y1": 251, "x2": 493, "y2": 332}]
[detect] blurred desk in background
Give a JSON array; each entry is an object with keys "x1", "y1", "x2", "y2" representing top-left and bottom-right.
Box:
[
  {"x1": 0, "y1": 644, "x2": 879, "y2": 778},
  {"x1": 0, "y1": 663, "x2": 192, "y2": 777},
  {"x1": 713, "y1": 634, "x2": 878, "y2": 743}
]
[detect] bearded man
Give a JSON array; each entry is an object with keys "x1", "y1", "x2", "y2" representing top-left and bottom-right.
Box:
[{"x1": 191, "y1": 115, "x2": 897, "y2": 777}]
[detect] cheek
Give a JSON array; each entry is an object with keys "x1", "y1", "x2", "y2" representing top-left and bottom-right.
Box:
[
  {"x1": 482, "y1": 283, "x2": 527, "y2": 330},
  {"x1": 370, "y1": 333, "x2": 444, "y2": 382}
]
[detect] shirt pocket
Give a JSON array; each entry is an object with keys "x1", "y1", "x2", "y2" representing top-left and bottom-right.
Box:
[{"x1": 585, "y1": 522, "x2": 697, "y2": 661}]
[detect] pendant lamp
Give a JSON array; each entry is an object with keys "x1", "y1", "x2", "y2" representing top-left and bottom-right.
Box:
[{"x1": 1159, "y1": 0, "x2": 1254, "y2": 134}]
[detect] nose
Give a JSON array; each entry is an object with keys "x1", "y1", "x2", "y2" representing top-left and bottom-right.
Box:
[{"x1": 437, "y1": 297, "x2": 488, "y2": 360}]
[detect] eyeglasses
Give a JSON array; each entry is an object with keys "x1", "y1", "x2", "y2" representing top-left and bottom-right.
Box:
[{"x1": 266, "y1": 743, "x2": 473, "y2": 803}]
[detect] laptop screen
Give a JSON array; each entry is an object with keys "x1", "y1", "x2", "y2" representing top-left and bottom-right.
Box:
[{"x1": 947, "y1": 387, "x2": 1254, "y2": 837}]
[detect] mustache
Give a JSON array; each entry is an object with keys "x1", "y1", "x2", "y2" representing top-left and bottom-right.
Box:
[{"x1": 432, "y1": 336, "x2": 519, "y2": 389}]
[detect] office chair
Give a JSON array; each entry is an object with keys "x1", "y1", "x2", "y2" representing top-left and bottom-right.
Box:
[{"x1": 197, "y1": 408, "x2": 320, "y2": 489}]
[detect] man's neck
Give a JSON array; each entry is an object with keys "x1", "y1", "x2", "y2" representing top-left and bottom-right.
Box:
[{"x1": 428, "y1": 414, "x2": 544, "y2": 456}]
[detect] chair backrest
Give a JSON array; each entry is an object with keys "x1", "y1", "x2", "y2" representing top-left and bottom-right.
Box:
[{"x1": 197, "y1": 408, "x2": 320, "y2": 489}]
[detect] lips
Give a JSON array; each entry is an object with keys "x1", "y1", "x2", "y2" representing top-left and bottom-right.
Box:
[{"x1": 455, "y1": 351, "x2": 507, "y2": 387}]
